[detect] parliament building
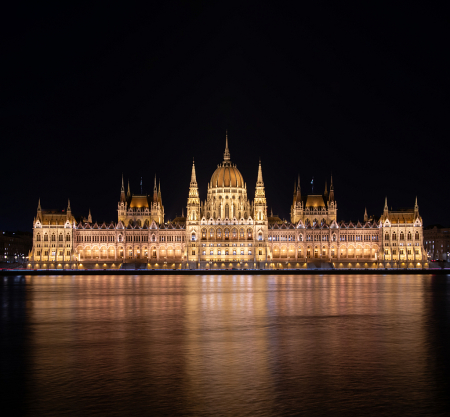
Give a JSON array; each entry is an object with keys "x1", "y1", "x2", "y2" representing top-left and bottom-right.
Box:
[{"x1": 28, "y1": 134, "x2": 428, "y2": 270}]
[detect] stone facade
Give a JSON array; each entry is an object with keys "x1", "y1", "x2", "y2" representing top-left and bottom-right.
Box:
[{"x1": 28, "y1": 134, "x2": 428, "y2": 270}]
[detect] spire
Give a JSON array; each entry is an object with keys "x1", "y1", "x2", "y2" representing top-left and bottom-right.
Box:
[
  {"x1": 223, "y1": 130, "x2": 231, "y2": 161},
  {"x1": 324, "y1": 180, "x2": 328, "y2": 195},
  {"x1": 120, "y1": 175, "x2": 126, "y2": 202},
  {"x1": 296, "y1": 175, "x2": 301, "y2": 202},
  {"x1": 88, "y1": 209, "x2": 92, "y2": 223},
  {"x1": 67, "y1": 199, "x2": 71, "y2": 212},
  {"x1": 140, "y1": 177, "x2": 143, "y2": 194},
  {"x1": 384, "y1": 196, "x2": 388, "y2": 212},
  {"x1": 153, "y1": 175, "x2": 157, "y2": 202},
  {"x1": 127, "y1": 180, "x2": 131, "y2": 198},
  {"x1": 328, "y1": 174, "x2": 334, "y2": 202},
  {"x1": 191, "y1": 158, "x2": 197, "y2": 185},
  {"x1": 364, "y1": 207, "x2": 368, "y2": 222},
  {"x1": 182, "y1": 208, "x2": 184, "y2": 217},
  {"x1": 257, "y1": 159, "x2": 264, "y2": 185},
  {"x1": 37, "y1": 198, "x2": 41, "y2": 211},
  {"x1": 158, "y1": 179, "x2": 162, "y2": 203},
  {"x1": 414, "y1": 196, "x2": 419, "y2": 217}
]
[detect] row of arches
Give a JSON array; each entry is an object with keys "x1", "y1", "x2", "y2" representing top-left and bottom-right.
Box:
[
  {"x1": 385, "y1": 231, "x2": 420, "y2": 241},
  {"x1": 200, "y1": 227, "x2": 253, "y2": 240},
  {"x1": 36, "y1": 232, "x2": 70, "y2": 242}
]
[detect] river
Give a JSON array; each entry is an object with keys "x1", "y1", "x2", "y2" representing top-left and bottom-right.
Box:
[{"x1": 1, "y1": 274, "x2": 449, "y2": 416}]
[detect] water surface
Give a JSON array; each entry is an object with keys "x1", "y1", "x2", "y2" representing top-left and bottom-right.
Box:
[{"x1": 1, "y1": 274, "x2": 450, "y2": 416}]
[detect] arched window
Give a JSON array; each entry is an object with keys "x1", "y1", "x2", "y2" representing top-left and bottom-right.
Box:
[
  {"x1": 415, "y1": 231, "x2": 420, "y2": 241},
  {"x1": 151, "y1": 234, "x2": 156, "y2": 242},
  {"x1": 118, "y1": 234, "x2": 123, "y2": 243},
  {"x1": 247, "y1": 228, "x2": 252, "y2": 239},
  {"x1": 37, "y1": 234, "x2": 41, "y2": 241},
  {"x1": 299, "y1": 234, "x2": 303, "y2": 242},
  {"x1": 209, "y1": 228, "x2": 214, "y2": 239},
  {"x1": 66, "y1": 234, "x2": 70, "y2": 241},
  {"x1": 239, "y1": 229, "x2": 244, "y2": 239},
  {"x1": 332, "y1": 234, "x2": 336, "y2": 242},
  {"x1": 58, "y1": 234, "x2": 63, "y2": 241},
  {"x1": 217, "y1": 228, "x2": 222, "y2": 239},
  {"x1": 400, "y1": 232, "x2": 405, "y2": 240},
  {"x1": 224, "y1": 228, "x2": 230, "y2": 239},
  {"x1": 191, "y1": 232, "x2": 196, "y2": 241},
  {"x1": 51, "y1": 234, "x2": 56, "y2": 242},
  {"x1": 407, "y1": 232, "x2": 412, "y2": 241},
  {"x1": 202, "y1": 229, "x2": 207, "y2": 239},
  {"x1": 225, "y1": 204, "x2": 229, "y2": 219},
  {"x1": 385, "y1": 233, "x2": 389, "y2": 240},
  {"x1": 392, "y1": 232, "x2": 397, "y2": 241},
  {"x1": 232, "y1": 228, "x2": 237, "y2": 239},
  {"x1": 258, "y1": 232, "x2": 263, "y2": 241}
]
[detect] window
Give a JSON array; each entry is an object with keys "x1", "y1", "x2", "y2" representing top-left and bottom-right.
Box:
[
  {"x1": 202, "y1": 229, "x2": 207, "y2": 239},
  {"x1": 407, "y1": 232, "x2": 412, "y2": 241},
  {"x1": 202, "y1": 251, "x2": 206, "y2": 255},
  {"x1": 400, "y1": 232, "x2": 405, "y2": 241},
  {"x1": 210, "y1": 250, "x2": 214, "y2": 255},
  {"x1": 248, "y1": 250, "x2": 252, "y2": 255},
  {"x1": 51, "y1": 234, "x2": 55, "y2": 242},
  {"x1": 37, "y1": 234, "x2": 41, "y2": 241},
  {"x1": 191, "y1": 233, "x2": 196, "y2": 241},
  {"x1": 241, "y1": 250, "x2": 244, "y2": 255},
  {"x1": 192, "y1": 250, "x2": 195, "y2": 255},
  {"x1": 66, "y1": 251, "x2": 70, "y2": 256},
  {"x1": 392, "y1": 233, "x2": 397, "y2": 241},
  {"x1": 225, "y1": 250, "x2": 229, "y2": 255},
  {"x1": 233, "y1": 250, "x2": 236, "y2": 255},
  {"x1": 415, "y1": 232, "x2": 419, "y2": 241},
  {"x1": 218, "y1": 250, "x2": 221, "y2": 255}
]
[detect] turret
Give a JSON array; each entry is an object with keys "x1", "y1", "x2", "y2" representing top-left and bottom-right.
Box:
[
  {"x1": 127, "y1": 180, "x2": 131, "y2": 199},
  {"x1": 414, "y1": 196, "x2": 419, "y2": 218},
  {"x1": 324, "y1": 180, "x2": 328, "y2": 200},
  {"x1": 364, "y1": 207, "x2": 368, "y2": 222},
  {"x1": 67, "y1": 199, "x2": 71, "y2": 218},
  {"x1": 384, "y1": 196, "x2": 388, "y2": 214},
  {"x1": 87, "y1": 209, "x2": 92, "y2": 223}
]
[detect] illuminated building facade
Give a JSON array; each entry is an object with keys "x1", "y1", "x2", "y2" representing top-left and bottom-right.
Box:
[{"x1": 29, "y1": 134, "x2": 427, "y2": 270}]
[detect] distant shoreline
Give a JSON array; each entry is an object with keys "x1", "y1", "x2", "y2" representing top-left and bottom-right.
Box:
[{"x1": 1, "y1": 269, "x2": 448, "y2": 276}]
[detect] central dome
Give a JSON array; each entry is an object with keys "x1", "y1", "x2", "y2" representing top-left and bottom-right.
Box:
[
  {"x1": 209, "y1": 132, "x2": 245, "y2": 189},
  {"x1": 210, "y1": 162, "x2": 244, "y2": 188}
]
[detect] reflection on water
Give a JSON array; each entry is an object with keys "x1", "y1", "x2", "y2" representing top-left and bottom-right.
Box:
[{"x1": 1, "y1": 274, "x2": 450, "y2": 416}]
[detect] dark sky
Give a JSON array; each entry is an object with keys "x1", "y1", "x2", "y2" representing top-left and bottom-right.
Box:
[{"x1": 1, "y1": 3, "x2": 448, "y2": 231}]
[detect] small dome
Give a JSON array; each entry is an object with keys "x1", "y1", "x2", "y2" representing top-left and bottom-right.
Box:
[{"x1": 210, "y1": 162, "x2": 244, "y2": 188}]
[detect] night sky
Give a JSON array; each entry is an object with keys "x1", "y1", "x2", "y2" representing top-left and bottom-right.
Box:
[{"x1": 2, "y1": 3, "x2": 448, "y2": 231}]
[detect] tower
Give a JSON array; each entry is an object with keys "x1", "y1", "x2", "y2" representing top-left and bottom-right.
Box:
[
  {"x1": 254, "y1": 159, "x2": 267, "y2": 224},
  {"x1": 186, "y1": 159, "x2": 201, "y2": 266},
  {"x1": 187, "y1": 159, "x2": 200, "y2": 223}
]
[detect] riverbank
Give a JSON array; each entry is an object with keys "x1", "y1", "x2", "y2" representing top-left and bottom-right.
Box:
[{"x1": 1, "y1": 268, "x2": 448, "y2": 276}]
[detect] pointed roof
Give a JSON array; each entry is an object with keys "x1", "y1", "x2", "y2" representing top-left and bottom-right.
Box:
[
  {"x1": 384, "y1": 196, "x2": 388, "y2": 211},
  {"x1": 38, "y1": 198, "x2": 41, "y2": 211},
  {"x1": 256, "y1": 159, "x2": 264, "y2": 185},
  {"x1": 67, "y1": 199, "x2": 71, "y2": 211},
  {"x1": 191, "y1": 158, "x2": 197, "y2": 184}
]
